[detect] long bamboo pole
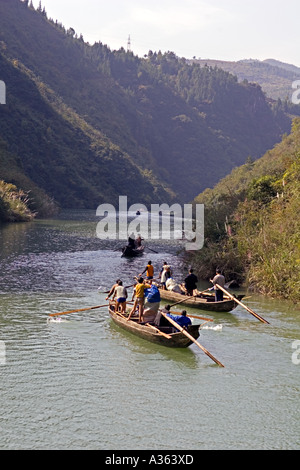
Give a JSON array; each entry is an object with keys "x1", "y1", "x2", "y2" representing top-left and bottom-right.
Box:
[
  {"x1": 169, "y1": 294, "x2": 198, "y2": 308},
  {"x1": 214, "y1": 283, "x2": 269, "y2": 324}
]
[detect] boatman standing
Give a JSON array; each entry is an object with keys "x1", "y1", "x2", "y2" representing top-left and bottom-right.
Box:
[
  {"x1": 105, "y1": 279, "x2": 120, "y2": 301},
  {"x1": 210, "y1": 269, "x2": 225, "y2": 302},
  {"x1": 112, "y1": 280, "x2": 128, "y2": 313},
  {"x1": 184, "y1": 268, "x2": 198, "y2": 296},
  {"x1": 140, "y1": 261, "x2": 154, "y2": 283},
  {"x1": 127, "y1": 277, "x2": 151, "y2": 322}
]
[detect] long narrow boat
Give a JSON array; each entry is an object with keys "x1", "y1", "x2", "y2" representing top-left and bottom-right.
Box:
[
  {"x1": 121, "y1": 245, "x2": 145, "y2": 257},
  {"x1": 108, "y1": 306, "x2": 200, "y2": 348},
  {"x1": 158, "y1": 288, "x2": 244, "y2": 312}
]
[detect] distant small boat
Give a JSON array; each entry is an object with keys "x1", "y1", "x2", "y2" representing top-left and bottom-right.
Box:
[
  {"x1": 121, "y1": 245, "x2": 145, "y2": 257},
  {"x1": 109, "y1": 305, "x2": 200, "y2": 348}
]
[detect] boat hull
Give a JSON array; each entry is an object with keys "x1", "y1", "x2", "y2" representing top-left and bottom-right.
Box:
[
  {"x1": 159, "y1": 288, "x2": 240, "y2": 312},
  {"x1": 121, "y1": 245, "x2": 145, "y2": 257},
  {"x1": 109, "y1": 307, "x2": 200, "y2": 348}
]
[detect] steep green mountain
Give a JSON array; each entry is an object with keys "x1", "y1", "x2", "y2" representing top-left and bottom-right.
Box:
[
  {"x1": 0, "y1": 0, "x2": 294, "y2": 214},
  {"x1": 189, "y1": 118, "x2": 300, "y2": 301},
  {"x1": 0, "y1": 51, "x2": 171, "y2": 210},
  {"x1": 192, "y1": 58, "x2": 300, "y2": 101}
]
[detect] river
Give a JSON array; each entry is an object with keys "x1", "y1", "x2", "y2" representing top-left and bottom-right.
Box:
[{"x1": 0, "y1": 210, "x2": 299, "y2": 450}]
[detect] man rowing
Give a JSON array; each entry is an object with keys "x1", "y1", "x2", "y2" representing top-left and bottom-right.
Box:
[
  {"x1": 210, "y1": 268, "x2": 226, "y2": 302},
  {"x1": 105, "y1": 279, "x2": 120, "y2": 301}
]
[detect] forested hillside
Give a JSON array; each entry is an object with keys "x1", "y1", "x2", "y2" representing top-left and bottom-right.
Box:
[
  {"x1": 192, "y1": 58, "x2": 300, "y2": 101},
  {"x1": 189, "y1": 118, "x2": 300, "y2": 301},
  {"x1": 0, "y1": 0, "x2": 295, "y2": 216}
]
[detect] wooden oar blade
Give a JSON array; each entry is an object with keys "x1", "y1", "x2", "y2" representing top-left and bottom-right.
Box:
[
  {"x1": 49, "y1": 304, "x2": 109, "y2": 317},
  {"x1": 214, "y1": 284, "x2": 269, "y2": 324}
]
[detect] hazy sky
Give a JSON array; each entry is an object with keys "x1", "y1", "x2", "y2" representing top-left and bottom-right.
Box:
[{"x1": 32, "y1": 0, "x2": 300, "y2": 66}]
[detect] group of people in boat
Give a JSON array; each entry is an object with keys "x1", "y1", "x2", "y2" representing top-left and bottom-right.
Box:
[
  {"x1": 106, "y1": 274, "x2": 160, "y2": 323},
  {"x1": 137, "y1": 260, "x2": 225, "y2": 302},
  {"x1": 127, "y1": 233, "x2": 144, "y2": 249},
  {"x1": 105, "y1": 264, "x2": 226, "y2": 326},
  {"x1": 106, "y1": 276, "x2": 191, "y2": 329}
]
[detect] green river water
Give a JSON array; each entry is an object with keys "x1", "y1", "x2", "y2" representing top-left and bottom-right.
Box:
[{"x1": 0, "y1": 210, "x2": 299, "y2": 450}]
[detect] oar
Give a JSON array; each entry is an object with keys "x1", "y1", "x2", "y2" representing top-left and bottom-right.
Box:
[
  {"x1": 113, "y1": 244, "x2": 123, "y2": 252},
  {"x1": 197, "y1": 287, "x2": 212, "y2": 295},
  {"x1": 169, "y1": 293, "x2": 199, "y2": 308},
  {"x1": 159, "y1": 311, "x2": 224, "y2": 367},
  {"x1": 144, "y1": 246, "x2": 158, "y2": 253},
  {"x1": 214, "y1": 283, "x2": 269, "y2": 324},
  {"x1": 195, "y1": 288, "x2": 220, "y2": 298},
  {"x1": 49, "y1": 304, "x2": 109, "y2": 317}
]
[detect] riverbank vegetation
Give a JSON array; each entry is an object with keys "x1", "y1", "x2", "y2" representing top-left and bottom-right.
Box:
[
  {"x1": 188, "y1": 118, "x2": 300, "y2": 302},
  {"x1": 0, "y1": 180, "x2": 35, "y2": 222}
]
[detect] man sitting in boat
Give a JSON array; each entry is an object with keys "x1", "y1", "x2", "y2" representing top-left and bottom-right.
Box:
[
  {"x1": 167, "y1": 310, "x2": 192, "y2": 330},
  {"x1": 154, "y1": 306, "x2": 191, "y2": 330}
]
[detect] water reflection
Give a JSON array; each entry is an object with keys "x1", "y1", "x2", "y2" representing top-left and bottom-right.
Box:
[
  {"x1": 109, "y1": 321, "x2": 200, "y2": 369},
  {"x1": 0, "y1": 222, "x2": 35, "y2": 259}
]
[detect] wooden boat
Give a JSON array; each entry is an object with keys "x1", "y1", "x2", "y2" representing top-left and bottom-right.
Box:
[
  {"x1": 121, "y1": 245, "x2": 145, "y2": 257},
  {"x1": 158, "y1": 288, "x2": 244, "y2": 312},
  {"x1": 109, "y1": 305, "x2": 200, "y2": 348}
]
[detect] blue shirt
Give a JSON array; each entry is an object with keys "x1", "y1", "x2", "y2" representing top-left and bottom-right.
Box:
[{"x1": 167, "y1": 314, "x2": 191, "y2": 328}]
